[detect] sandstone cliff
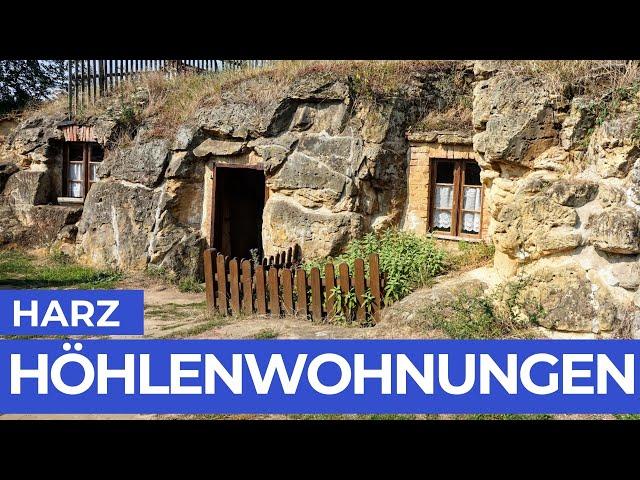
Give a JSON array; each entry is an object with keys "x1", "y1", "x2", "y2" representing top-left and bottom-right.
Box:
[{"x1": 473, "y1": 61, "x2": 640, "y2": 335}]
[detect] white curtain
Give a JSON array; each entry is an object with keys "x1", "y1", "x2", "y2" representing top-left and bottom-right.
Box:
[
  {"x1": 434, "y1": 211, "x2": 452, "y2": 229},
  {"x1": 462, "y1": 186, "x2": 482, "y2": 233},
  {"x1": 435, "y1": 185, "x2": 453, "y2": 209},
  {"x1": 68, "y1": 182, "x2": 82, "y2": 198},
  {"x1": 69, "y1": 163, "x2": 83, "y2": 181},
  {"x1": 434, "y1": 185, "x2": 453, "y2": 229},
  {"x1": 90, "y1": 163, "x2": 99, "y2": 182}
]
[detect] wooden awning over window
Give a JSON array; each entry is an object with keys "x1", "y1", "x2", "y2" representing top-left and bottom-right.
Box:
[{"x1": 59, "y1": 124, "x2": 97, "y2": 143}]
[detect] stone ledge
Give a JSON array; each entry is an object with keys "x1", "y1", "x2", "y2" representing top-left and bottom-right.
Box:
[{"x1": 407, "y1": 130, "x2": 474, "y2": 145}]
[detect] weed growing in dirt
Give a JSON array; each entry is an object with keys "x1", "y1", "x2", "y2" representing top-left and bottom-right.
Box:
[
  {"x1": 178, "y1": 277, "x2": 205, "y2": 293},
  {"x1": 459, "y1": 414, "x2": 554, "y2": 420},
  {"x1": 420, "y1": 278, "x2": 544, "y2": 339},
  {"x1": 253, "y1": 328, "x2": 280, "y2": 339},
  {"x1": 614, "y1": 414, "x2": 640, "y2": 420}
]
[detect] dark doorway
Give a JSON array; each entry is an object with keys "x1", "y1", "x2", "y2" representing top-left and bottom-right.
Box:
[{"x1": 213, "y1": 167, "x2": 265, "y2": 259}]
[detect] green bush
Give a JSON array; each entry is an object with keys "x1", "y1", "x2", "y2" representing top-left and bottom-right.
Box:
[{"x1": 304, "y1": 230, "x2": 446, "y2": 305}]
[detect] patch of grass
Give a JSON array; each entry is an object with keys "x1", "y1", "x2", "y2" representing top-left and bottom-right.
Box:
[
  {"x1": 253, "y1": 328, "x2": 279, "y2": 339},
  {"x1": 458, "y1": 414, "x2": 554, "y2": 420},
  {"x1": 445, "y1": 241, "x2": 495, "y2": 272},
  {"x1": 614, "y1": 414, "x2": 640, "y2": 420},
  {"x1": 286, "y1": 414, "x2": 421, "y2": 420},
  {"x1": 177, "y1": 277, "x2": 205, "y2": 293},
  {"x1": 0, "y1": 249, "x2": 122, "y2": 289},
  {"x1": 420, "y1": 278, "x2": 543, "y2": 339}
]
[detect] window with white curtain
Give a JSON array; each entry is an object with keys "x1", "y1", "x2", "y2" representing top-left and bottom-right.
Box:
[
  {"x1": 430, "y1": 159, "x2": 483, "y2": 238},
  {"x1": 63, "y1": 142, "x2": 104, "y2": 199}
]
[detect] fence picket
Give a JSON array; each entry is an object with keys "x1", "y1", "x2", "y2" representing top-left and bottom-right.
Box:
[
  {"x1": 216, "y1": 254, "x2": 228, "y2": 314},
  {"x1": 204, "y1": 248, "x2": 217, "y2": 310},
  {"x1": 354, "y1": 258, "x2": 366, "y2": 323},
  {"x1": 255, "y1": 265, "x2": 267, "y2": 314},
  {"x1": 241, "y1": 259, "x2": 253, "y2": 315},
  {"x1": 295, "y1": 268, "x2": 308, "y2": 317},
  {"x1": 268, "y1": 267, "x2": 280, "y2": 316},
  {"x1": 203, "y1": 248, "x2": 382, "y2": 323},
  {"x1": 369, "y1": 253, "x2": 382, "y2": 322},
  {"x1": 281, "y1": 268, "x2": 294, "y2": 315},
  {"x1": 324, "y1": 263, "x2": 336, "y2": 321},
  {"x1": 229, "y1": 258, "x2": 241, "y2": 315},
  {"x1": 310, "y1": 267, "x2": 322, "y2": 322}
]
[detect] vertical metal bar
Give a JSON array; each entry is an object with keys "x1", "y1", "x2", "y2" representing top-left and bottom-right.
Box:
[
  {"x1": 74, "y1": 60, "x2": 79, "y2": 116},
  {"x1": 98, "y1": 60, "x2": 103, "y2": 96},
  {"x1": 67, "y1": 60, "x2": 72, "y2": 119},
  {"x1": 92, "y1": 59, "x2": 97, "y2": 103},
  {"x1": 80, "y1": 60, "x2": 85, "y2": 112}
]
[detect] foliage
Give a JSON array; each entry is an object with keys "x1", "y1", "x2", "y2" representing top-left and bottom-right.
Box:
[
  {"x1": 614, "y1": 414, "x2": 640, "y2": 420},
  {"x1": 0, "y1": 249, "x2": 121, "y2": 289},
  {"x1": 0, "y1": 60, "x2": 66, "y2": 115},
  {"x1": 461, "y1": 414, "x2": 554, "y2": 420},
  {"x1": 254, "y1": 328, "x2": 279, "y2": 339},
  {"x1": 249, "y1": 248, "x2": 261, "y2": 266},
  {"x1": 420, "y1": 277, "x2": 544, "y2": 339},
  {"x1": 305, "y1": 230, "x2": 446, "y2": 306},
  {"x1": 177, "y1": 276, "x2": 205, "y2": 293},
  {"x1": 325, "y1": 284, "x2": 375, "y2": 325}
]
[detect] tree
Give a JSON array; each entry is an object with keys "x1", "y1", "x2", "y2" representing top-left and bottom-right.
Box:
[{"x1": 0, "y1": 60, "x2": 66, "y2": 115}]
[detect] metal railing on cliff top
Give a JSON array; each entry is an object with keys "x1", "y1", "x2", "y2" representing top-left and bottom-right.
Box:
[{"x1": 66, "y1": 60, "x2": 271, "y2": 119}]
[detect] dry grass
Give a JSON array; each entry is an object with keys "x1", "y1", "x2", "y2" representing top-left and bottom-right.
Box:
[
  {"x1": 132, "y1": 60, "x2": 459, "y2": 138},
  {"x1": 413, "y1": 100, "x2": 472, "y2": 131},
  {"x1": 26, "y1": 60, "x2": 462, "y2": 140},
  {"x1": 501, "y1": 60, "x2": 640, "y2": 99}
]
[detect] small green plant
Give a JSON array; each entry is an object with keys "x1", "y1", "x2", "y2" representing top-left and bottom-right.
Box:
[
  {"x1": 249, "y1": 248, "x2": 261, "y2": 265},
  {"x1": 614, "y1": 414, "x2": 640, "y2": 420},
  {"x1": 326, "y1": 285, "x2": 376, "y2": 325},
  {"x1": 146, "y1": 264, "x2": 170, "y2": 279},
  {"x1": 254, "y1": 328, "x2": 279, "y2": 339},
  {"x1": 178, "y1": 277, "x2": 205, "y2": 293}
]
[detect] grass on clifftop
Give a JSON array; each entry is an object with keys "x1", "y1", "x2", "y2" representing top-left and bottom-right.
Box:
[
  {"x1": 29, "y1": 60, "x2": 470, "y2": 140},
  {"x1": 0, "y1": 248, "x2": 121, "y2": 289},
  {"x1": 502, "y1": 60, "x2": 640, "y2": 99}
]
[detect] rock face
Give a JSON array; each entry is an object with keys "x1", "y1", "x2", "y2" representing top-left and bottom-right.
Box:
[
  {"x1": 474, "y1": 63, "x2": 640, "y2": 335},
  {"x1": 1, "y1": 68, "x2": 437, "y2": 279},
  {"x1": 193, "y1": 74, "x2": 431, "y2": 258}
]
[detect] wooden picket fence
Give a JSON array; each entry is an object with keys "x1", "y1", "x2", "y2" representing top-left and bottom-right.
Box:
[{"x1": 203, "y1": 247, "x2": 384, "y2": 323}]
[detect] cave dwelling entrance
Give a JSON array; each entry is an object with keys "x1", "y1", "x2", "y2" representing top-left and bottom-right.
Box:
[{"x1": 209, "y1": 164, "x2": 267, "y2": 260}]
